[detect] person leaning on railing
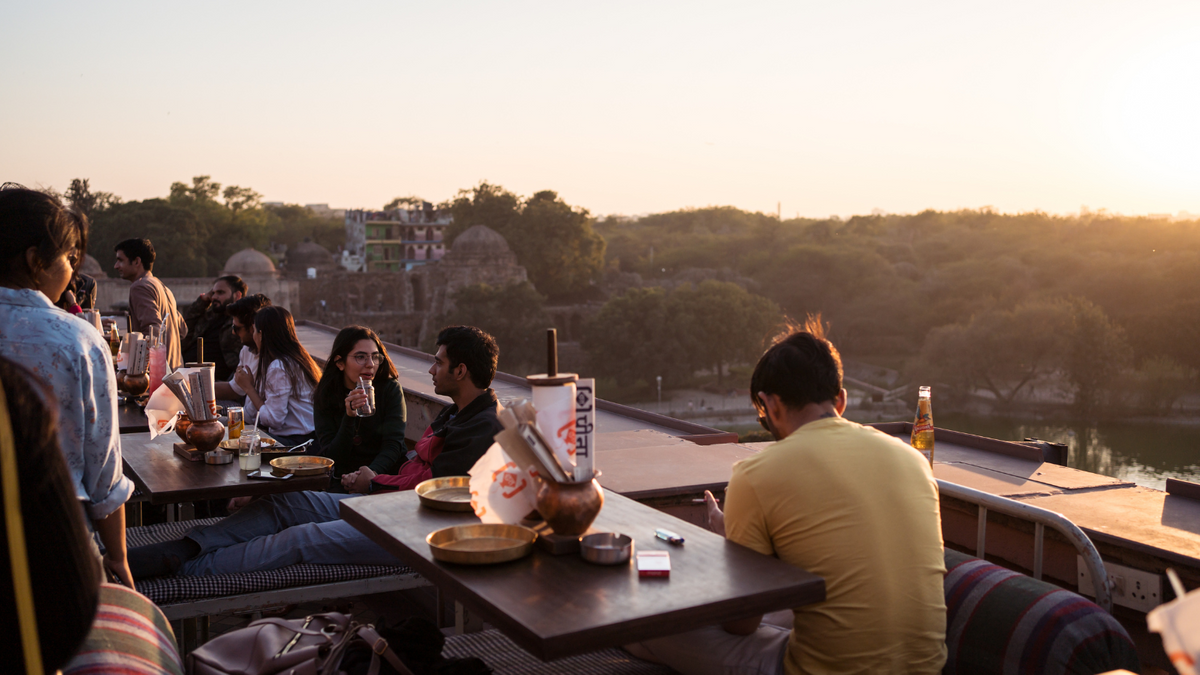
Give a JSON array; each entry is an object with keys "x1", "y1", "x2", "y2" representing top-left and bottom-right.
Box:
[
  {"x1": 0, "y1": 185, "x2": 135, "y2": 588},
  {"x1": 312, "y1": 325, "x2": 407, "y2": 483}
]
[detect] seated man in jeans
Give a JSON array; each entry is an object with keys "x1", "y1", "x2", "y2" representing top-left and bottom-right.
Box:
[
  {"x1": 627, "y1": 318, "x2": 947, "y2": 675},
  {"x1": 128, "y1": 326, "x2": 502, "y2": 578}
]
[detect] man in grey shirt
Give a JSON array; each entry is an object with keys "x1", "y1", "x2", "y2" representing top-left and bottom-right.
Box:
[{"x1": 113, "y1": 238, "x2": 187, "y2": 368}]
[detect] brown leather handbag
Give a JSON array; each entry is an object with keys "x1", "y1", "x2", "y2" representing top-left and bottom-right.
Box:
[{"x1": 187, "y1": 612, "x2": 413, "y2": 675}]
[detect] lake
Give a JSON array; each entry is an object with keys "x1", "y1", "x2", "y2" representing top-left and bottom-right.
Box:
[{"x1": 937, "y1": 413, "x2": 1200, "y2": 491}]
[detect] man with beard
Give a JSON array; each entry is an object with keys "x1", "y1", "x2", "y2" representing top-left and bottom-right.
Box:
[
  {"x1": 213, "y1": 293, "x2": 271, "y2": 408},
  {"x1": 181, "y1": 275, "x2": 246, "y2": 381}
]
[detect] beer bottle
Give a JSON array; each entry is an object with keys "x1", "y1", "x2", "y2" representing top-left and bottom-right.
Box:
[{"x1": 911, "y1": 386, "x2": 934, "y2": 466}]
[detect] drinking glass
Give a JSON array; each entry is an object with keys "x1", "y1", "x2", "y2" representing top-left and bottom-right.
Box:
[
  {"x1": 238, "y1": 430, "x2": 261, "y2": 471},
  {"x1": 356, "y1": 381, "x2": 376, "y2": 417}
]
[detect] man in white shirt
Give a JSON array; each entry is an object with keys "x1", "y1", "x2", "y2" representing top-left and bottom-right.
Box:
[{"x1": 213, "y1": 293, "x2": 271, "y2": 420}]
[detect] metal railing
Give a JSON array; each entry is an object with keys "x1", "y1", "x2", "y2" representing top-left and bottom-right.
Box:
[{"x1": 937, "y1": 479, "x2": 1113, "y2": 612}]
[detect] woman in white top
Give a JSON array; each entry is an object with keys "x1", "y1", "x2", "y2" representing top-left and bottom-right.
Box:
[{"x1": 233, "y1": 306, "x2": 320, "y2": 447}]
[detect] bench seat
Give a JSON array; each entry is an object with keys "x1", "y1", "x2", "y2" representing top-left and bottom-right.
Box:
[
  {"x1": 443, "y1": 629, "x2": 675, "y2": 675},
  {"x1": 127, "y1": 518, "x2": 423, "y2": 619}
]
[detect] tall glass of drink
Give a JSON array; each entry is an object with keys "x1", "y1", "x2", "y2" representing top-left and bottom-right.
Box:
[{"x1": 356, "y1": 381, "x2": 376, "y2": 417}]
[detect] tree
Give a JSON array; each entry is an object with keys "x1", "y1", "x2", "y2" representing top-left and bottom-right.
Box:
[
  {"x1": 444, "y1": 183, "x2": 606, "y2": 298},
  {"x1": 384, "y1": 195, "x2": 426, "y2": 210},
  {"x1": 667, "y1": 280, "x2": 782, "y2": 386},
  {"x1": 88, "y1": 200, "x2": 211, "y2": 279},
  {"x1": 1062, "y1": 298, "x2": 1129, "y2": 416},
  {"x1": 582, "y1": 287, "x2": 689, "y2": 387},
  {"x1": 64, "y1": 178, "x2": 120, "y2": 218},
  {"x1": 915, "y1": 300, "x2": 1070, "y2": 404},
  {"x1": 433, "y1": 281, "x2": 550, "y2": 374}
]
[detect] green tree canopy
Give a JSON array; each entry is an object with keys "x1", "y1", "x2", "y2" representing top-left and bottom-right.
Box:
[
  {"x1": 432, "y1": 281, "x2": 551, "y2": 374},
  {"x1": 89, "y1": 200, "x2": 211, "y2": 278},
  {"x1": 444, "y1": 183, "x2": 605, "y2": 299},
  {"x1": 582, "y1": 287, "x2": 689, "y2": 387}
]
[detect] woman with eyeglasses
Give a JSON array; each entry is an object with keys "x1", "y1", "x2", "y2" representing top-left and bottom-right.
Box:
[
  {"x1": 235, "y1": 306, "x2": 321, "y2": 447},
  {"x1": 312, "y1": 325, "x2": 407, "y2": 483}
]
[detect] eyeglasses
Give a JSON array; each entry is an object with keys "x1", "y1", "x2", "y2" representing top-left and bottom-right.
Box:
[
  {"x1": 351, "y1": 352, "x2": 384, "y2": 366},
  {"x1": 753, "y1": 392, "x2": 771, "y2": 432},
  {"x1": 757, "y1": 414, "x2": 771, "y2": 432}
]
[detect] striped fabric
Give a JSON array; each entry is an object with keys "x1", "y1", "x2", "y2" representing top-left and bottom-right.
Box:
[
  {"x1": 63, "y1": 583, "x2": 183, "y2": 675},
  {"x1": 127, "y1": 518, "x2": 415, "y2": 606},
  {"x1": 443, "y1": 629, "x2": 675, "y2": 675},
  {"x1": 943, "y1": 549, "x2": 1140, "y2": 675}
]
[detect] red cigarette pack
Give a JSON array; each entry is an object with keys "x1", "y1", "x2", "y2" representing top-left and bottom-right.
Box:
[{"x1": 637, "y1": 550, "x2": 670, "y2": 578}]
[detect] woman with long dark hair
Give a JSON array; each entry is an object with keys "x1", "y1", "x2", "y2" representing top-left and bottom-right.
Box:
[
  {"x1": 233, "y1": 306, "x2": 320, "y2": 447},
  {"x1": 313, "y1": 325, "x2": 407, "y2": 482}
]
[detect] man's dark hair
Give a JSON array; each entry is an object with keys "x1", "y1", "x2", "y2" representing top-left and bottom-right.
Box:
[
  {"x1": 226, "y1": 293, "x2": 271, "y2": 327},
  {"x1": 215, "y1": 275, "x2": 247, "y2": 296},
  {"x1": 437, "y1": 325, "x2": 498, "y2": 389},
  {"x1": 114, "y1": 238, "x2": 155, "y2": 271},
  {"x1": 749, "y1": 315, "x2": 843, "y2": 412},
  {"x1": 0, "y1": 184, "x2": 79, "y2": 287}
]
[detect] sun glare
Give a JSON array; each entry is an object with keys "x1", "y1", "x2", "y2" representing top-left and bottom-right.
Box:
[{"x1": 1103, "y1": 39, "x2": 1200, "y2": 187}]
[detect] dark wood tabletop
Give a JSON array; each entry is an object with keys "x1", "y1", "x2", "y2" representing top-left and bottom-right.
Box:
[
  {"x1": 120, "y1": 432, "x2": 330, "y2": 505},
  {"x1": 340, "y1": 489, "x2": 825, "y2": 661},
  {"x1": 117, "y1": 401, "x2": 149, "y2": 434}
]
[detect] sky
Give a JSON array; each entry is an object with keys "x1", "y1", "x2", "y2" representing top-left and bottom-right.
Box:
[{"x1": 3, "y1": 1, "x2": 1199, "y2": 219}]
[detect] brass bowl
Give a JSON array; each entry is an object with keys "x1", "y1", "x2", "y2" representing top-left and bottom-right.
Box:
[
  {"x1": 123, "y1": 372, "x2": 149, "y2": 396},
  {"x1": 535, "y1": 471, "x2": 604, "y2": 537},
  {"x1": 175, "y1": 414, "x2": 191, "y2": 443},
  {"x1": 187, "y1": 419, "x2": 226, "y2": 453},
  {"x1": 426, "y1": 524, "x2": 537, "y2": 565},
  {"x1": 269, "y1": 456, "x2": 334, "y2": 477},
  {"x1": 416, "y1": 476, "x2": 474, "y2": 512},
  {"x1": 218, "y1": 435, "x2": 277, "y2": 453}
]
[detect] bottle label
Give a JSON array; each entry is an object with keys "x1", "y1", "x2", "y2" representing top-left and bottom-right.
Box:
[{"x1": 913, "y1": 411, "x2": 933, "y2": 434}]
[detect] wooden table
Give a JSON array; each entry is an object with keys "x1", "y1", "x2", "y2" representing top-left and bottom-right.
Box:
[
  {"x1": 117, "y1": 401, "x2": 149, "y2": 434},
  {"x1": 120, "y1": 432, "x2": 330, "y2": 506},
  {"x1": 341, "y1": 489, "x2": 825, "y2": 661}
]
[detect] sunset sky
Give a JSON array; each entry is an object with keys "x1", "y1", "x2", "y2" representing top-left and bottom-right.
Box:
[{"x1": 4, "y1": 1, "x2": 1199, "y2": 218}]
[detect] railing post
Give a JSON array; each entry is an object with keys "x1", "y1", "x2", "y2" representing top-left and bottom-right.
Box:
[
  {"x1": 1033, "y1": 522, "x2": 1045, "y2": 580},
  {"x1": 976, "y1": 506, "x2": 987, "y2": 558}
]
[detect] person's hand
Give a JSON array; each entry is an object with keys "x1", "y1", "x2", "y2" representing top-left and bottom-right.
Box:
[
  {"x1": 348, "y1": 466, "x2": 377, "y2": 494},
  {"x1": 199, "y1": 290, "x2": 213, "y2": 304},
  {"x1": 344, "y1": 387, "x2": 368, "y2": 417},
  {"x1": 340, "y1": 470, "x2": 359, "y2": 491},
  {"x1": 104, "y1": 553, "x2": 135, "y2": 588},
  {"x1": 233, "y1": 365, "x2": 254, "y2": 392},
  {"x1": 704, "y1": 490, "x2": 725, "y2": 537},
  {"x1": 62, "y1": 289, "x2": 77, "y2": 307},
  {"x1": 227, "y1": 496, "x2": 253, "y2": 513}
]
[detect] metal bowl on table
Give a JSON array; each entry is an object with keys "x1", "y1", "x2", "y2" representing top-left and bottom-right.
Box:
[
  {"x1": 580, "y1": 532, "x2": 633, "y2": 565},
  {"x1": 204, "y1": 450, "x2": 234, "y2": 465},
  {"x1": 269, "y1": 455, "x2": 334, "y2": 477},
  {"x1": 415, "y1": 476, "x2": 474, "y2": 512},
  {"x1": 426, "y1": 524, "x2": 537, "y2": 565}
]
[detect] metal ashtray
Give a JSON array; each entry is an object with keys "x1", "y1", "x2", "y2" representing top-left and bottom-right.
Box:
[
  {"x1": 580, "y1": 532, "x2": 633, "y2": 565},
  {"x1": 204, "y1": 450, "x2": 234, "y2": 465}
]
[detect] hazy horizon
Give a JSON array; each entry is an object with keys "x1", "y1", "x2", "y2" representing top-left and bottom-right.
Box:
[{"x1": 5, "y1": 1, "x2": 1199, "y2": 219}]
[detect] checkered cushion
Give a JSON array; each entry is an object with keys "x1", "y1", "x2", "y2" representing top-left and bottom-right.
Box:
[
  {"x1": 128, "y1": 519, "x2": 414, "y2": 606},
  {"x1": 443, "y1": 629, "x2": 675, "y2": 675}
]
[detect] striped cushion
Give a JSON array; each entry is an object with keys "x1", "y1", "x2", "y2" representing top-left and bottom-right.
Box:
[
  {"x1": 444, "y1": 629, "x2": 675, "y2": 675},
  {"x1": 128, "y1": 519, "x2": 414, "y2": 605},
  {"x1": 943, "y1": 549, "x2": 1140, "y2": 675},
  {"x1": 63, "y1": 583, "x2": 183, "y2": 675}
]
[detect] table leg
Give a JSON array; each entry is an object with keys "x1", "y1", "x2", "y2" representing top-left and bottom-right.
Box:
[
  {"x1": 167, "y1": 504, "x2": 176, "y2": 523},
  {"x1": 180, "y1": 502, "x2": 195, "y2": 521},
  {"x1": 455, "y1": 602, "x2": 483, "y2": 634}
]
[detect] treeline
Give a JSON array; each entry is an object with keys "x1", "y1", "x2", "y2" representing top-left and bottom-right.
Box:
[
  {"x1": 55, "y1": 177, "x2": 343, "y2": 277},
  {"x1": 596, "y1": 206, "x2": 1200, "y2": 415}
]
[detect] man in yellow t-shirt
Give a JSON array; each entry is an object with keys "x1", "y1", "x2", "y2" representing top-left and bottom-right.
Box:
[{"x1": 628, "y1": 321, "x2": 946, "y2": 675}]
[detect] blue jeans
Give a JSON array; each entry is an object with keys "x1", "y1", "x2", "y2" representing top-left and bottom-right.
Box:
[{"x1": 179, "y1": 492, "x2": 401, "y2": 576}]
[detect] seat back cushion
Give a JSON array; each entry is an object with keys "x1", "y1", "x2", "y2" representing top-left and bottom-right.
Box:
[
  {"x1": 943, "y1": 549, "x2": 1140, "y2": 675},
  {"x1": 62, "y1": 582, "x2": 184, "y2": 675}
]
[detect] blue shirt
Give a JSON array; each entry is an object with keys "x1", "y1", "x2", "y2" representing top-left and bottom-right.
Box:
[{"x1": 0, "y1": 287, "x2": 134, "y2": 519}]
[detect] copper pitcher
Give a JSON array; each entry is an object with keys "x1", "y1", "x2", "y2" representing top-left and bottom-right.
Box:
[
  {"x1": 187, "y1": 418, "x2": 225, "y2": 453},
  {"x1": 123, "y1": 372, "x2": 149, "y2": 396},
  {"x1": 535, "y1": 471, "x2": 603, "y2": 536},
  {"x1": 175, "y1": 413, "x2": 192, "y2": 443}
]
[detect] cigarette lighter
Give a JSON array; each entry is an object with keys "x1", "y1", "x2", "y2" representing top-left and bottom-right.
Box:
[{"x1": 655, "y1": 528, "x2": 684, "y2": 545}]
